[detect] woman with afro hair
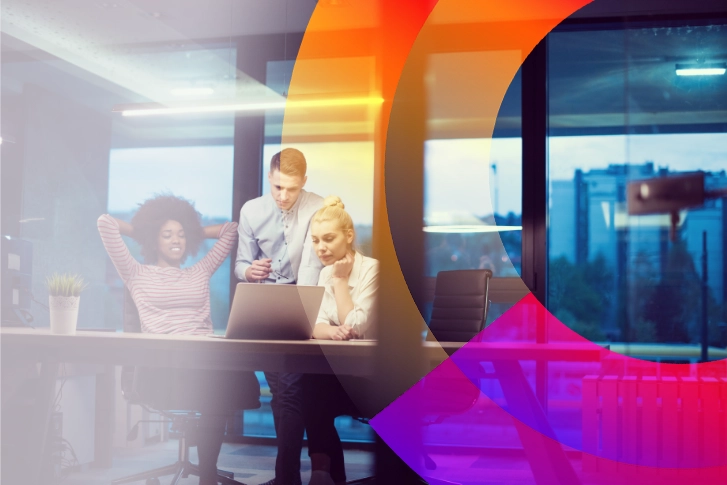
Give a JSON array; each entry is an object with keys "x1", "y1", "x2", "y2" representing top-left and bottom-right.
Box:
[{"x1": 98, "y1": 194, "x2": 260, "y2": 485}]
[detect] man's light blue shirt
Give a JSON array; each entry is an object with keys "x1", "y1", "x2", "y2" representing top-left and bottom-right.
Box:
[{"x1": 235, "y1": 190, "x2": 324, "y2": 286}]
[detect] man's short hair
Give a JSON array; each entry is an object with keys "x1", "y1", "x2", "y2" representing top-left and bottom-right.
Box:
[{"x1": 270, "y1": 148, "x2": 306, "y2": 178}]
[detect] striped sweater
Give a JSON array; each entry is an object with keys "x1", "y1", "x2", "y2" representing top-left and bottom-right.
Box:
[{"x1": 97, "y1": 214, "x2": 237, "y2": 335}]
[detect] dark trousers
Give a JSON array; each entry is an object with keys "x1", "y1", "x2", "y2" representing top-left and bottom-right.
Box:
[
  {"x1": 196, "y1": 413, "x2": 229, "y2": 484},
  {"x1": 265, "y1": 371, "x2": 305, "y2": 485},
  {"x1": 302, "y1": 374, "x2": 363, "y2": 484}
]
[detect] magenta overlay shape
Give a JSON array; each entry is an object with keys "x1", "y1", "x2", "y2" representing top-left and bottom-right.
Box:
[{"x1": 370, "y1": 294, "x2": 727, "y2": 484}]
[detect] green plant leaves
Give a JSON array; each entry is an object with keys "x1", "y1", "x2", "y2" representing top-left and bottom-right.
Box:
[{"x1": 45, "y1": 273, "x2": 89, "y2": 297}]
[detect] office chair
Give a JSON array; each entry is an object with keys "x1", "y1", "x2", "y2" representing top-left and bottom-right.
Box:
[
  {"x1": 427, "y1": 269, "x2": 492, "y2": 343},
  {"x1": 112, "y1": 289, "x2": 255, "y2": 485},
  {"x1": 349, "y1": 270, "x2": 492, "y2": 484},
  {"x1": 420, "y1": 269, "x2": 492, "y2": 473}
]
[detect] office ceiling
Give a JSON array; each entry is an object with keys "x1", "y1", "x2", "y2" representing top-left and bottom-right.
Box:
[
  {"x1": 0, "y1": 0, "x2": 321, "y2": 105},
  {"x1": 548, "y1": 25, "x2": 727, "y2": 133},
  {"x1": 2, "y1": 2, "x2": 727, "y2": 145},
  {"x1": 0, "y1": 0, "x2": 318, "y2": 44},
  {"x1": 433, "y1": 23, "x2": 727, "y2": 138}
]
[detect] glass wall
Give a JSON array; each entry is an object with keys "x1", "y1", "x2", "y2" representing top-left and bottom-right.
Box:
[
  {"x1": 1, "y1": 24, "x2": 241, "y2": 330},
  {"x1": 422, "y1": 60, "x2": 522, "y2": 328},
  {"x1": 424, "y1": 136, "x2": 522, "y2": 278},
  {"x1": 261, "y1": 142, "x2": 375, "y2": 255},
  {"x1": 243, "y1": 56, "x2": 378, "y2": 441},
  {"x1": 424, "y1": 67, "x2": 522, "y2": 281},
  {"x1": 0, "y1": 0, "x2": 323, "y2": 459},
  {"x1": 107, "y1": 146, "x2": 234, "y2": 331},
  {"x1": 252, "y1": 139, "x2": 376, "y2": 441},
  {"x1": 547, "y1": 23, "x2": 727, "y2": 345}
]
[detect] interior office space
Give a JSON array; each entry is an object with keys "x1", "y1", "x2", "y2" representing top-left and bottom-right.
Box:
[{"x1": 2, "y1": 0, "x2": 727, "y2": 484}]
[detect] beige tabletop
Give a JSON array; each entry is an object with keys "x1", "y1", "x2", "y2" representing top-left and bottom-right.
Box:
[{"x1": 1, "y1": 328, "x2": 608, "y2": 378}]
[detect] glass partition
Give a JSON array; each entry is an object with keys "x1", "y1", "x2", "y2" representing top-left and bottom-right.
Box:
[{"x1": 547, "y1": 23, "x2": 727, "y2": 346}]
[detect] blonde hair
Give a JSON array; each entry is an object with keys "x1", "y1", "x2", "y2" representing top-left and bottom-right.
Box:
[
  {"x1": 312, "y1": 196, "x2": 356, "y2": 250},
  {"x1": 270, "y1": 148, "x2": 307, "y2": 177}
]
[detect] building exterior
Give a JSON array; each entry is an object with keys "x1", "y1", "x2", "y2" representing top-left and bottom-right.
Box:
[{"x1": 550, "y1": 163, "x2": 727, "y2": 339}]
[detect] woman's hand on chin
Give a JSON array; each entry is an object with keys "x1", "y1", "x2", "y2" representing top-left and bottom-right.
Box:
[{"x1": 331, "y1": 252, "x2": 355, "y2": 280}]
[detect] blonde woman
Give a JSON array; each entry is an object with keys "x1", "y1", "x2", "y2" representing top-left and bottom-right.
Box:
[{"x1": 303, "y1": 196, "x2": 379, "y2": 485}]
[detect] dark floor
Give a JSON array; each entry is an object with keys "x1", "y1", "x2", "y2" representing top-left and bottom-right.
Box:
[
  {"x1": 63, "y1": 441, "x2": 374, "y2": 485},
  {"x1": 60, "y1": 440, "x2": 591, "y2": 485}
]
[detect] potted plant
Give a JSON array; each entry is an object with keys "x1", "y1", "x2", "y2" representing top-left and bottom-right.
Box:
[{"x1": 46, "y1": 273, "x2": 88, "y2": 335}]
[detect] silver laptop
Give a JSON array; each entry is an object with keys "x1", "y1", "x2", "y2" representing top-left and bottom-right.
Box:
[{"x1": 224, "y1": 283, "x2": 325, "y2": 340}]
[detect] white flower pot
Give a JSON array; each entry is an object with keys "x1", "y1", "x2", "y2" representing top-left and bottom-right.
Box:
[{"x1": 49, "y1": 295, "x2": 80, "y2": 335}]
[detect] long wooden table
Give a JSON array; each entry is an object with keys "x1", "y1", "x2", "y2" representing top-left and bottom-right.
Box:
[
  {"x1": 1, "y1": 328, "x2": 385, "y2": 376},
  {"x1": 0, "y1": 328, "x2": 604, "y2": 372},
  {"x1": 1, "y1": 328, "x2": 606, "y2": 485}
]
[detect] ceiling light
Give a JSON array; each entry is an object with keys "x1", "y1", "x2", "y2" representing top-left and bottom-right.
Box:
[
  {"x1": 0, "y1": 134, "x2": 16, "y2": 144},
  {"x1": 170, "y1": 87, "x2": 215, "y2": 96},
  {"x1": 423, "y1": 225, "x2": 522, "y2": 233},
  {"x1": 675, "y1": 62, "x2": 726, "y2": 76},
  {"x1": 118, "y1": 101, "x2": 285, "y2": 117},
  {"x1": 114, "y1": 96, "x2": 384, "y2": 117}
]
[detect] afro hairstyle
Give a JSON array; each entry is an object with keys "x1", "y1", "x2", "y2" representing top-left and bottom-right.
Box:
[{"x1": 130, "y1": 194, "x2": 205, "y2": 264}]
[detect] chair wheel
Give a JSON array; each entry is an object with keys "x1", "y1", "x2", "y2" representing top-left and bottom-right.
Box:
[{"x1": 146, "y1": 478, "x2": 160, "y2": 485}]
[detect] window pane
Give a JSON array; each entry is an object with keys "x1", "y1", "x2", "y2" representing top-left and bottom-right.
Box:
[
  {"x1": 424, "y1": 68, "x2": 523, "y2": 279},
  {"x1": 548, "y1": 24, "x2": 727, "y2": 348},
  {"x1": 1, "y1": 30, "x2": 237, "y2": 331},
  {"x1": 248, "y1": 141, "x2": 376, "y2": 442},
  {"x1": 261, "y1": 142, "x2": 375, "y2": 256},
  {"x1": 108, "y1": 146, "x2": 234, "y2": 331},
  {"x1": 245, "y1": 60, "x2": 378, "y2": 443}
]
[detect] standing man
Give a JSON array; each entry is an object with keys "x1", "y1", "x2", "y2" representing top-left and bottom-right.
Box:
[{"x1": 235, "y1": 148, "x2": 324, "y2": 485}]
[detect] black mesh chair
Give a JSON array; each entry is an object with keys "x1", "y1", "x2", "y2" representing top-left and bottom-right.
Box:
[
  {"x1": 418, "y1": 269, "x2": 492, "y2": 477},
  {"x1": 112, "y1": 289, "x2": 258, "y2": 485},
  {"x1": 427, "y1": 269, "x2": 492, "y2": 343}
]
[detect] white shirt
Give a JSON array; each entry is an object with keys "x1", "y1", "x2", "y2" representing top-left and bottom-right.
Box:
[
  {"x1": 316, "y1": 252, "x2": 380, "y2": 339},
  {"x1": 235, "y1": 190, "x2": 324, "y2": 286}
]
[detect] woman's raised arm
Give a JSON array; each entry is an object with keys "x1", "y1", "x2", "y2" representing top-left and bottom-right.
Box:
[
  {"x1": 115, "y1": 217, "x2": 134, "y2": 237},
  {"x1": 97, "y1": 214, "x2": 140, "y2": 283},
  {"x1": 203, "y1": 224, "x2": 225, "y2": 239},
  {"x1": 196, "y1": 222, "x2": 239, "y2": 275}
]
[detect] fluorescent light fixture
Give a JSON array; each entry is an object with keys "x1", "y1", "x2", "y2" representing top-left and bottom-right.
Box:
[
  {"x1": 675, "y1": 62, "x2": 726, "y2": 76},
  {"x1": 423, "y1": 225, "x2": 522, "y2": 233},
  {"x1": 119, "y1": 101, "x2": 286, "y2": 117},
  {"x1": 170, "y1": 87, "x2": 215, "y2": 96},
  {"x1": 115, "y1": 96, "x2": 384, "y2": 117}
]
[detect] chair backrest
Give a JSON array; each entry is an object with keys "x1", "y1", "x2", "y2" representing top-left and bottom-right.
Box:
[
  {"x1": 428, "y1": 269, "x2": 492, "y2": 342},
  {"x1": 422, "y1": 270, "x2": 491, "y2": 419},
  {"x1": 123, "y1": 287, "x2": 142, "y2": 333}
]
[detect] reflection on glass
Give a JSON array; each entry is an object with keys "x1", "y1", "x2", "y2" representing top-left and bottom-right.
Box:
[
  {"x1": 424, "y1": 138, "x2": 522, "y2": 278},
  {"x1": 234, "y1": 52, "x2": 378, "y2": 443},
  {"x1": 548, "y1": 24, "x2": 727, "y2": 347},
  {"x1": 107, "y1": 146, "x2": 234, "y2": 331},
  {"x1": 261, "y1": 142, "x2": 375, "y2": 256},
  {"x1": 423, "y1": 65, "x2": 523, "y2": 279},
  {"x1": 247, "y1": 143, "x2": 376, "y2": 442},
  {"x1": 1, "y1": 29, "x2": 239, "y2": 330}
]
